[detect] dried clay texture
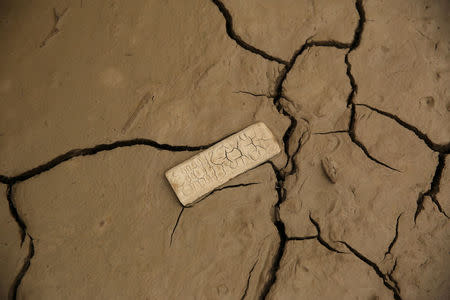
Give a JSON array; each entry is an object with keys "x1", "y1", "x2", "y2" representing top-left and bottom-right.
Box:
[{"x1": 0, "y1": 0, "x2": 449, "y2": 299}]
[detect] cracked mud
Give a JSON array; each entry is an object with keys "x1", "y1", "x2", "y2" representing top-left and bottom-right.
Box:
[{"x1": 0, "y1": 0, "x2": 449, "y2": 299}]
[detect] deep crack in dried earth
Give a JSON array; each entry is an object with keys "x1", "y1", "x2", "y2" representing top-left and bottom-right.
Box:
[{"x1": 1, "y1": 0, "x2": 449, "y2": 299}]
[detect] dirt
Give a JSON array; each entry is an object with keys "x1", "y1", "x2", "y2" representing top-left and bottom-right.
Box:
[{"x1": 0, "y1": 0, "x2": 449, "y2": 299}]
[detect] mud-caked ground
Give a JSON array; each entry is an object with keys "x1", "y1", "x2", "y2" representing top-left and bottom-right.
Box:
[{"x1": 1, "y1": 0, "x2": 449, "y2": 299}]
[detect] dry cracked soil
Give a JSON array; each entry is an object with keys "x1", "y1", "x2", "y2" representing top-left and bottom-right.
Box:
[{"x1": 0, "y1": 0, "x2": 449, "y2": 299}]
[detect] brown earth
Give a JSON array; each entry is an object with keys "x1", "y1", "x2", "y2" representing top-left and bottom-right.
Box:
[{"x1": 0, "y1": 0, "x2": 449, "y2": 299}]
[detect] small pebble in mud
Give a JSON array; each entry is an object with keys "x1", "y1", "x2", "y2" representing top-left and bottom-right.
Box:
[
  {"x1": 321, "y1": 156, "x2": 338, "y2": 184},
  {"x1": 424, "y1": 96, "x2": 434, "y2": 107}
]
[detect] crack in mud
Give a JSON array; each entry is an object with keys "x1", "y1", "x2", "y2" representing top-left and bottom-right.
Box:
[
  {"x1": 1, "y1": 137, "x2": 234, "y2": 298},
  {"x1": 259, "y1": 218, "x2": 287, "y2": 299},
  {"x1": 234, "y1": 90, "x2": 275, "y2": 99},
  {"x1": 287, "y1": 235, "x2": 317, "y2": 241},
  {"x1": 348, "y1": 102, "x2": 400, "y2": 171},
  {"x1": 339, "y1": 241, "x2": 402, "y2": 300},
  {"x1": 202, "y1": 182, "x2": 260, "y2": 200},
  {"x1": 387, "y1": 259, "x2": 401, "y2": 294},
  {"x1": 252, "y1": 0, "x2": 416, "y2": 298},
  {"x1": 308, "y1": 214, "x2": 343, "y2": 253},
  {"x1": 6, "y1": 185, "x2": 27, "y2": 246},
  {"x1": 356, "y1": 104, "x2": 450, "y2": 154},
  {"x1": 170, "y1": 207, "x2": 184, "y2": 247},
  {"x1": 384, "y1": 213, "x2": 403, "y2": 258},
  {"x1": 221, "y1": 0, "x2": 397, "y2": 174},
  {"x1": 313, "y1": 130, "x2": 348, "y2": 135},
  {"x1": 169, "y1": 182, "x2": 259, "y2": 246},
  {"x1": 342, "y1": 0, "x2": 400, "y2": 172},
  {"x1": 414, "y1": 153, "x2": 449, "y2": 222},
  {"x1": 9, "y1": 234, "x2": 34, "y2": 300},
  {"x1": 0, "y1": 174, "x2": 9, "y2": 184},
  {"x1": 258, "y1": 0, "x2": 389, "y2": 298},
  {"x1": 3, "y1": 0, "x2": 447, "y2": 298},
  {"x1": 210, "y1": 0, "x2": 289, "y2": 65},
  {"x1": 0, "y1": 138, "x2": 216, "y2": 185},
  {"x1": 280, "y1": 215, "x2": 404, "y2": 300},
  {"x1": 240, "y1": 258, "x2": 259, "y2": 300},
  {"x1": 286, "y1": 215, "x2": 346, "y2": 254},
  {"x1": 40, "y1": 7, "x2": 68, "y2": 48}
]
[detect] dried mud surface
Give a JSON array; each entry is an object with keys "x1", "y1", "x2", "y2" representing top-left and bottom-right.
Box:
[{"x1": 0, "y1": 0, "x2": 449, "y2": 299}]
